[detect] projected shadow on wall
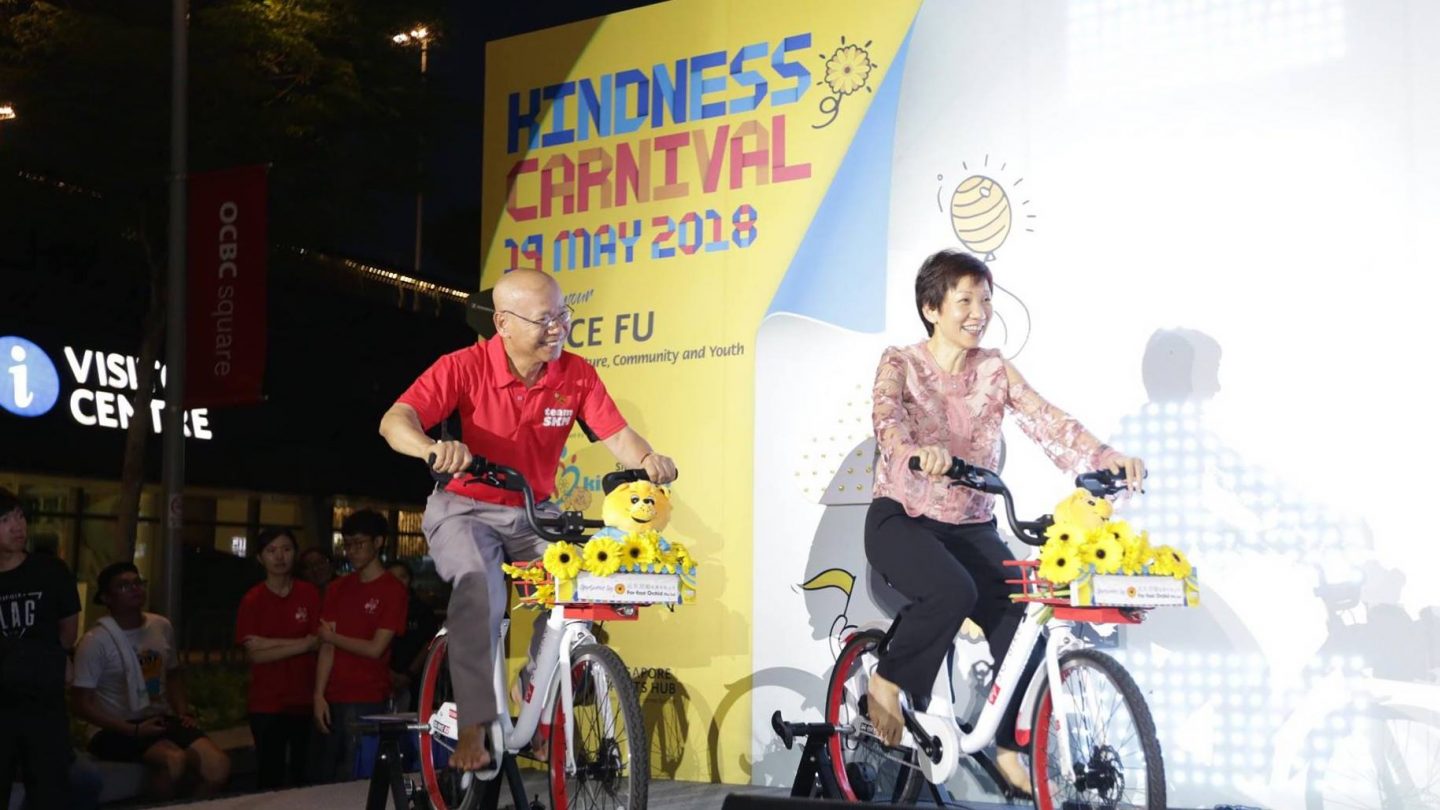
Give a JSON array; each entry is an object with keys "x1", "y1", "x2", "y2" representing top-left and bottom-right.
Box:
[{"x1": 1110, "y1": 329, "x2": 1440, "y2": 808}]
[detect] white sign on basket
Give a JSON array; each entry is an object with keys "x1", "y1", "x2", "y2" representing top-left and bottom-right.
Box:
[
  {"x1": 1086, "y1": 575, "x2": 1187, "y2": 607},
  {"x1": 566, "y1": 572, "x2": 681, "y2": 604}
]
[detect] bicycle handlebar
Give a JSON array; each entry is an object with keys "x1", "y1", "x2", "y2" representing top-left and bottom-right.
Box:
[
  {"x1": 907, "y1": 456, "x2": 1143, "y2": 546},
  {"x1": 427, "y1": 455, "x2": 670, "y2": 542}
]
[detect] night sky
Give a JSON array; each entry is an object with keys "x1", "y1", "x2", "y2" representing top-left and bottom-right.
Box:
[{"x1": 361, "y1": 0, "x2": 667, "y2": 288}]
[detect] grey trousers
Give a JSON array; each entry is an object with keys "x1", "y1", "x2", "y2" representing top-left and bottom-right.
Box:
[{"x1": 421, "y1": 488, "x2": 555, "y2": 728}]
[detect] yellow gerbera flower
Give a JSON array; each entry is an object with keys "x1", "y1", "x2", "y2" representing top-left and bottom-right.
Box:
[
  {"x1": 1044, "y1": 522, "x2": 1087, "y2": 546},
  {"x1": 1148, "y1": 545, "x2": 1177, "y2": 577},
  {"x1": 824, "y1": 43, "x2": 874, "y2": 96},
  {"x1": 1120, "y1": 530, "x2": 1152, "y2": 575},
  {"x1": 529, "y1": 582, "x2": 556, "y2": 608},
  {"x1": 620, "y1": 533, "x2": 656, "y2": 569},
  {"x1": 670, "y1": 541, "x2": 694, "y2": 571},
  {"x1": 1082, "y1": 529, "x2": 1125, "y2": 575},
  {"x1": 582, "y1": 537, "x2": 623, "y2": 578},
  {"x1": 1038, "y1": 539, "x2": 1082, "y2": 585},
  {"x1": 502, "y1": 562, "x2": 547, "y2": 582},
  {"x1": 653, "y1": 545, "x2": 679, "y2": 574},
  {"x1": 1156, "y1": 546, "x2": 1192, "y2": 579},
  {"x1": 1102, "y1": 519, "x2": 1135, "y2": 546},
  {"x1": 543, "y1": 541, "x2": 583, "y2": 580}
]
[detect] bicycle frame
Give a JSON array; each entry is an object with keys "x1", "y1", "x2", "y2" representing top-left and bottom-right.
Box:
[
  {"x1": 495, "y1": 607, "x2": 600, "y2": 766},
  {"x1": 890, "y1": 595, "x2": 1058, "y2": 765}
]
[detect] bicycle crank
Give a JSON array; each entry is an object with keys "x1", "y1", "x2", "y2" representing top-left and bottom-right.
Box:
[{"x1": 913, "y1": 712, "x2": 960, "y2": 784}]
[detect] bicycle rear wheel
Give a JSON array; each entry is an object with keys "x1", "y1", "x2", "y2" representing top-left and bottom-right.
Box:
[
  {"x1": 418, "y1": 635, "x2": 482, "y2": 810},
  {"x1": 549, "y1": 643, "x2": 649, "y2": 810},
  {"x1": 1031, "y1": 648, "x2": 1165, "y2": 810},
  {"x1": 824, "y1": 629, "x2": 922, "y2": 803}
]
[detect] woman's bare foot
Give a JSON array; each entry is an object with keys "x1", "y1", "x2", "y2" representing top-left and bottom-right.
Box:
[
  {"x1": 866, "y1": 672, "x2": 904, "y2": 747},
  {"x1": 451, "y1": 724, "x2": 493, "y2": 771},
  {"x1": 995, "y1": 747, "x2": 1033, "y2": 796}
]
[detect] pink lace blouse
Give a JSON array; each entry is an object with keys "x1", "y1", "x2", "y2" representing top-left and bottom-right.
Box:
[{"x1": 871, "y1": 343, "x2": 1123, "y2": 524}]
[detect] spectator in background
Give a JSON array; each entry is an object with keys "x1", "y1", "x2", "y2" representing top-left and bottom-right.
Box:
[
  {"x1": 236, "y1": 528, "x2": 320, "y2": 790},
  {"x1": 72, "y1": 562, "x2": 231, "y2": 800},
  {"x1": 384, "y1": 561, "x2": 440, "y2": 711},
  {"x1": 0, "y1": 488, "x2": 80, "y2": 809},
  {"x1": 298, "y1": 548, "x2": 335, "y2": 598},
  {"x1": 312, "y1": 510, "x2": 406, "y2": 783}
]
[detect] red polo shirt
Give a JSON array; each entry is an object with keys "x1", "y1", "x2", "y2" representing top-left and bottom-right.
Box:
[
  {"x1": 396, "y1": 336, "x2": 627, "y2": 506},
  {"x1": 234, "y1": 580, "x2": 320, "y2": 714},
  {"x1": 320, "y1": 571, "x2": 408, "y2": 704}
]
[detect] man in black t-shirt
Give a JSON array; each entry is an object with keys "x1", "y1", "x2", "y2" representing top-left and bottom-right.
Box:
[{"x1": 0, "y1": 488, "x2": 81, "y2": 809}]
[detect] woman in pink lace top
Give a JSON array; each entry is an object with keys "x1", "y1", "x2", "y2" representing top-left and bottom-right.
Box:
[{"x1": 864, "y1": 250, "x2": 1145, "y2": 795}]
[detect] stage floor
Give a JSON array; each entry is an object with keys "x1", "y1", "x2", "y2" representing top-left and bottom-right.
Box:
[
  {"x1": 181, "y1": 773, "x2": 1026, "y2": 809},
  {"x1": 186, "y1": 773, "x2": 788, "y2": 810}
]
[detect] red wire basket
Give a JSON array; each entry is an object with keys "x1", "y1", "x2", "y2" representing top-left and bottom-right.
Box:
[
  {"x1": 1003, "y1": 559, "x2": 1145, "y2": 625},
  {"x1": 1004, "y1": 559, "x2": 1070, "y2": 605}
]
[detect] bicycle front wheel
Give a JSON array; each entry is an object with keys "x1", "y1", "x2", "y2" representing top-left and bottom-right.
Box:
[
  {"x1": 1031, "y1": 648, "x2": 1165, "y2": 810},
  {"x1": 417, "y1": 635, "x2": 482, "y2": 810},
  {"x1": 824, "y1": 629, "x2": 922, "y2": 804},
  {"x1": 549, "y1": 643, "x2": 649, "y2": 810}
]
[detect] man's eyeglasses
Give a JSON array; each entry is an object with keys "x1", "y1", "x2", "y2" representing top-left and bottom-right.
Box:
[
  {"x1": 114, "y1": 578, "x2": 148, "y2": 592},
  {"x1": 501, "y1": 305, "x2": 574, "y2": 332}
]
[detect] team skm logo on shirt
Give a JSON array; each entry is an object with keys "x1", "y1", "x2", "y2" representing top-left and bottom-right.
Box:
[
  {"x1": 364, "y1": 598, "x2": 380, "y2": 615},
  {"x1": 295, "y1": 606, "x2": 309, "y2": 623},
  {"x1": 542, "y1": 407, "x2": 575, "y2": 428}
]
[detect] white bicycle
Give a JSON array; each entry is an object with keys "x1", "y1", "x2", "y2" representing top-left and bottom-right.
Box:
[
  {"x1": 824, "y1": 458, "x2": 1168, "y2": 809},
  {"x1": 416, "y1": 460, "x2": 657, "y2": 810}
]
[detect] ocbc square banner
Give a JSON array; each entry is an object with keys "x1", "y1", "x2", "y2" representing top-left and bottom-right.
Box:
[{"x1": 185, "y1": 164, "x2": 267, "y2": 408}]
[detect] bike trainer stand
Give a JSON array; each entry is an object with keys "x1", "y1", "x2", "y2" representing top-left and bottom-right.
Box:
[
  {"x1": 771, "y1": 710, "x2": 965, "y2": 806},
  {"x1": 356, "y1": 713, "x2": 539, "y2": 810}
]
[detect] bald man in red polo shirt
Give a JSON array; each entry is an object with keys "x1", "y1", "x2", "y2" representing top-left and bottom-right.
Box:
[{"x1": 379, "y1": 269, "x2": 676, "y2": 771}]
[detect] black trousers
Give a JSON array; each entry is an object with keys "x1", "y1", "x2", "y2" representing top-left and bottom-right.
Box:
[
  {"x1": 864, "y1": 497, "x2": 1043, "y2": 750},
  {"x1": 249, "y1": 713, "x2": 311, "y2": 790},
  {"x1": 0, "y1": 702, "x2": 71, "y2": 810}
]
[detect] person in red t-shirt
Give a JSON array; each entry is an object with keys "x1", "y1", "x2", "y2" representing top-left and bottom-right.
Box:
[
  {"x1": 310, "y1": 510, "x2": 407, "y2": 783},
  {"x1": 234, "y1": 527, "x2": 320, "y2": 789},
  {"x1": 379, "y1": 269, "x2": 677, "y2": 771}
]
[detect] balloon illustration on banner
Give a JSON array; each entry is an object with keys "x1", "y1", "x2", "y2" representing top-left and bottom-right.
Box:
[
  {"x1": 936, "y1": 156, "x2": 1037, "y2": 262},
  {"x1": 950, "y1": 175, "x2": 1011, "y2": 260}
]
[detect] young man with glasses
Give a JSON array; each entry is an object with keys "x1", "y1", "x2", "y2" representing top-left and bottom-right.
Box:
[
  {"x1": 379, "y1": 268, "x2": 677, "y2": 771},
  {"x1": 310, "y1": 509, "x2": 407, "y2": 783},
  {"x1": 72, "y1": 561, "x2": 231, "y2": 799}
]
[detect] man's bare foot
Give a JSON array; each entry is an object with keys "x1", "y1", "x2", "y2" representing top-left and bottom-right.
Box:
[
  {"x1": 451, "y1": 723, "x2": 493, "y2": 771},
  {"x1": 866, "y1": 672, "x2": 904, "y2": 747},
  {"x1": 995, "y1": 747, "x2": 1033, "y2": 796}
]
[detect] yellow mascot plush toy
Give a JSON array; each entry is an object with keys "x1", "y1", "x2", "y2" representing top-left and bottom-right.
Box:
[
  {"x1": 599, "y1": 479, "x2": 672, "y2": 536},
  {"x1": 1052, "y1": 488, "x2": 1113, "y2": 529}
]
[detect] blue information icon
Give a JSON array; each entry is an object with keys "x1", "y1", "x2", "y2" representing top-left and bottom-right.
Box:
[{"x1": 0, "y1": 336, "x2": 61, "y2": 418}]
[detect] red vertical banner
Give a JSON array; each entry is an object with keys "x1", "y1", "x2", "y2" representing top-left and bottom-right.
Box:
[{"x1": 185, "y1": 165, "x2": 268, "y2": 408}]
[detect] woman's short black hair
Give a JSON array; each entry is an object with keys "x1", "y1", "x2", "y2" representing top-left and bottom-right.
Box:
[{"x1": 914, "y1": 249, "x2": 994, "y2": 336}]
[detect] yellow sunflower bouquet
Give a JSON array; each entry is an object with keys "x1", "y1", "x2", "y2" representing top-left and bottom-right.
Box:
[
  {"x1": 501, "y1": 481, "x2": 697, "y2": 609},
  {"x1": 1022, "y1": 488, "x2": 1200, "y2": 612}
]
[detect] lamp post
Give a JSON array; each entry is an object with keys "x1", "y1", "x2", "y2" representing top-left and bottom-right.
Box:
[
  {"x1": 0, "y1": 103, "x2": 15, "y2": 122},
  {"x1": 392, "y1": 26, "x2": 431, "y2": 276}
]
